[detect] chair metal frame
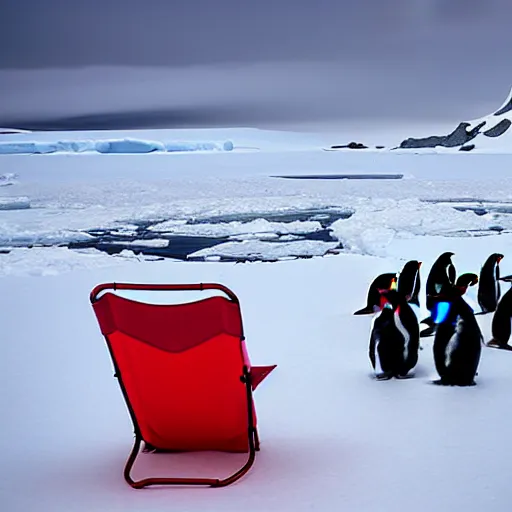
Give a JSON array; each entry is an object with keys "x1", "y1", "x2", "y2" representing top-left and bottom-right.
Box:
[{"x1": 90, "y1": 282, "x2": 260, "y2": 488}]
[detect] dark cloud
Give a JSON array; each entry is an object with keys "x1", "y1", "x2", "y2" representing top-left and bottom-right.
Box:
[
  {"x1": 1, "y1": 0, "x2": 511, "y2": 128},
  {"x1": 1, "y1": 0, "x2": 510, "y2": 69}
]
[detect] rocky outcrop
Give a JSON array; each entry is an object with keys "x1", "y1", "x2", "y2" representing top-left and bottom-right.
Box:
[
  {"x1": 399, "y1": 121, "x2": 486, "y2": 149},
  {"x1": 483, "y1": 119, "x2": 511, "y2": 138},
  {"x1": 331, "y1": 142, "x2": 368, "y2": 149}
]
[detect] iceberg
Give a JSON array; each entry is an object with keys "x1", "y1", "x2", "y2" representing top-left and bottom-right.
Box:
[{"x1": 0, "y1": 138, "x2": 235, "y2": 155}]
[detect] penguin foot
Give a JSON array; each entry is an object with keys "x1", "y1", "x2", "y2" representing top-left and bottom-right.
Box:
[
  {"x1": 456, "y1": 381, "x2": 477, "y2": 387},
  {"x1": 431, "y1": 378, "x2": 477, "y2": 387},
  {"x1": 395, "y1": 373, "x2": 414, "y2": 380},
  {"x1": 487, "y1": 339, "x2": 512, "y2": 351},
  {"x1": 375, "y1": 372, "x2": 393, "y2": 381}
]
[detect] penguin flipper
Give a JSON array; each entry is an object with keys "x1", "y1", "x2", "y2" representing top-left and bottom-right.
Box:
[{"x1": 354, "y1": 306, "x2": 376, "y2": 315}]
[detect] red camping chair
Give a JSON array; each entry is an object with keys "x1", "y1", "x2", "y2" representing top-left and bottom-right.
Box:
[{"x1": 90, "y1": 282, "x2": 276, "y2": 489}]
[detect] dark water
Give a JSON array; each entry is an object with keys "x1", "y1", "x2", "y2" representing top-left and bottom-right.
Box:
[
  {"x1": 2, "y1": 202, "x2": 511, "y2": 263},
  {"x1": 273, "y1": 174, "x2": 404, "y2": 180},
  {"x1": 68, "y1": 208, "x2": 351, "y2": 262}
]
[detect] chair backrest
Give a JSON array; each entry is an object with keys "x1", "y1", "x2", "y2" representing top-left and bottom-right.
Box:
[{"x1": 92, "y1": 288, "x2": 254, "y2": 453}]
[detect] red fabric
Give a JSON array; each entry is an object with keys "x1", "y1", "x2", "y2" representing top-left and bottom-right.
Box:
[
  {"x1": 92, "y1": 292, "x2": 274, "y2": 453},
  {"x1": 251, "y1": 365, "x2": 277, "y2": 390},
  {"x1": 109, "y1": 331, "x2": 250, "y2": 451},
  {"x1": 93, "y1": 293, "x2": 242, "y2": 353}
]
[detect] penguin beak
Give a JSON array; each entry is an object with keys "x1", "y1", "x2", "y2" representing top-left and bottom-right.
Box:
[{"x1": 418, "y1": 261, "x2": 423, "y2": 268}]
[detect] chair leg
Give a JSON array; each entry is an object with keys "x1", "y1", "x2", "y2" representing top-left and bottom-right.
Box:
[
  {"x1": 122, "y1": 369, "x2": 259, "y2": 489},
  {"x1": 124, "y1": 434, "x2": 146, "y2": 488},
  {"x1": 123, "y1": 433, "x2": 225, "y2": 489},
  {"x1": 254, "y1": 428, "x2": 261, "y2": 451},
  {"x1": 123, "y1": 424, "x2": 257, "y2": 487}
]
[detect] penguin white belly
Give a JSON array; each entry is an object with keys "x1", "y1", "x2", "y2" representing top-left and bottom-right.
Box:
[
  {"x1": 371, "y1": 314, "x2": 385, "y2": 374},
  {"x1": 394, "y1": 310, "x2": 410, "y2": 360},
  {"x1": 445, "y1": 317, "x2": 463, "y2": 367},
  {"x1": 495, "y1": 266, "x2": 500, "y2": 304},
  {"x1": 374, "y1": 337, "x2": 385, "y2": 375}
]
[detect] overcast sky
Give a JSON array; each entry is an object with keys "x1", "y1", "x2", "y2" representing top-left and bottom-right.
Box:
[{"x1": 1, "y1": 0, "x2": 511, "y2": 129}]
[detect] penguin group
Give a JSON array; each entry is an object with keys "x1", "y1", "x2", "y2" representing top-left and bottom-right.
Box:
[{"x1": 355, "y1": 252, "x2": 512, "y2": 386}]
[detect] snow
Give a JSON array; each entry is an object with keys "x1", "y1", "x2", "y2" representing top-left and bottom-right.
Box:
[
  {"x1": 110, "y1": 239, "x2": 170, "y2": 248},
  {"x1": 457, "y1": 87, "x2": 512, "y2": 151},
  {"x1": 0, "y1": 173, "x2": 18, "y2": 187},
  {"x1": 330, "y1": 198, "x2": 509, "y2": 257},
  {"x1": 188, "y1": 239, "x2": 340, "y2": 260},
  {"x1": 2, "y1": 122, "x2": 512, "y2": 511},
  {"x1": 149, "y1": 219, "x2": 324, "y2": 237},
  {"x1": 0, "y1": 137, "x2": 234, "y2": 155},
  {"x1": 0, "y1": 127, "x2": 31, "y2": 134}
]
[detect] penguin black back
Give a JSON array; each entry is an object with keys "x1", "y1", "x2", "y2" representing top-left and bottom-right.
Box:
[
  {"x1": 488, "y1": 286, "x2": 512, "y2": 349},
  {"x1": 426, "y1": 252, "x2": 456, "y2": 310},
  {"x1": 397, "y1": 260, "x2": 422, "y2": 306},
  {"x1": 432, "y1": 286, "x2": 482, "y2": 386},
  {"x1": 420, "y1": 273, "x2": 477, "y2": 338},
  {"x1": 420, "y1": 252, "x2": 456, "y2": 337},
  {"x1": 354, "y1": 272, "x2": 397, "y2": 315},
  {"x1": 456, "y1": 273, "x2": 479, "y2": 294},
  {"x1": 478, "y1": 253, "x2": 504, "y2": 314}
]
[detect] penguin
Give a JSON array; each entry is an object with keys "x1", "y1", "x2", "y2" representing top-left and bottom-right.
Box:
[
  {"x1": 354, "y1": 272, "x2": 397, "y2": 315},
  {"x1": 425, "y1": 252, "x2": 456, "y2": 311},
  {"x1": 397, "y1": 260, "x2": 422, "y2": 307},
  {"x1": 420, "y1": 272, "x2": 478, "y2": 338},
  {"x1": 420, "y1": 252, "x2": 457, "y2": 337},
  {"x1": 368, "y1": 288, "x2": 420, "y2": 379},
  {"x1": 431, "y1": 284, "x2": 483, "y2": 386},
  {"x1": 478, "y1": 253, "x2": 504, "y2": 314},
  {"x1": 487, "y1": 286, "x2": 512, "y2": 350}
]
